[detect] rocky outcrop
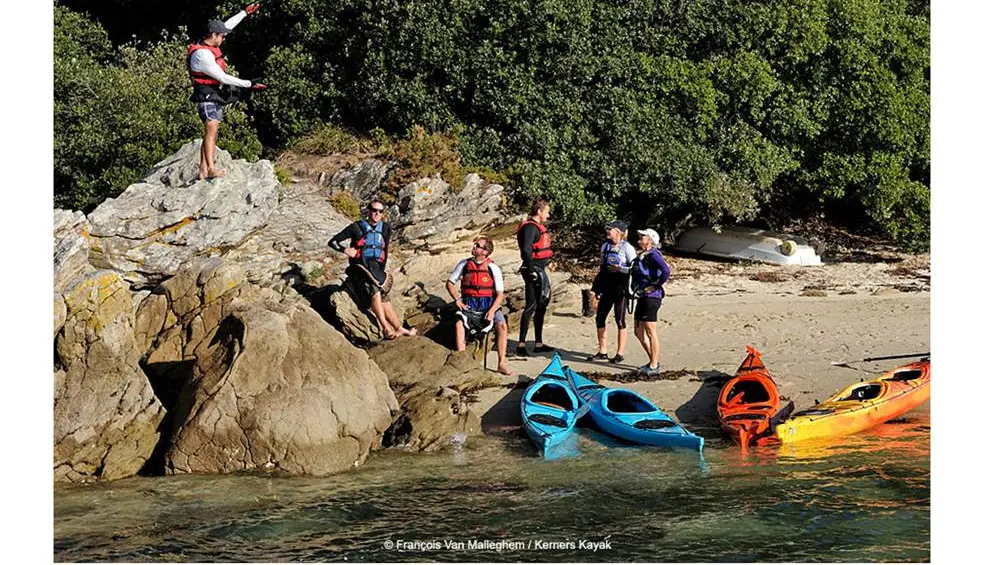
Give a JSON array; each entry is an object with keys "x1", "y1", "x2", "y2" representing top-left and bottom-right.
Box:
[
  {"x1": 54, "y1": 209, "x2": 95, "y2": 293},
  {"x1": 135, "y1": 260, "x2": 398, "y2": 476},
  {"x1": 86, "y1": 140, "x2": 281, "y2": 288},
  {"x1": 54, "y1": 271, "x2": 166, "y2": 482},
  {"x1": 370, "y1": 338, "x2": 502, "y2": 451},
  {"x1": 394, "y1": 174, "x2": 506, "y2": 248}
]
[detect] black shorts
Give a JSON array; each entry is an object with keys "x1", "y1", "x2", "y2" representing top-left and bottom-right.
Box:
[
  {"x1": 348, "y1": 263, "x2": 388, "y2": 299},
  {"x1": 634, "y1": 296, "x2": 662, "y2": 322}
]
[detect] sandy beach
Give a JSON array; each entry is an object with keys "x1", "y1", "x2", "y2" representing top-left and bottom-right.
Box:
[{"x1": 467, "y1": 250, "x2": 931, "y2": 431}]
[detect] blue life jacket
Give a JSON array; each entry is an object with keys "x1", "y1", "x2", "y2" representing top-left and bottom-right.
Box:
[
  {"x1": 602, "y1": 241, "x2": 631, "y2": 270},
  {"x1": 353, "y1": 221, "x2": 386, "y2": 262}
]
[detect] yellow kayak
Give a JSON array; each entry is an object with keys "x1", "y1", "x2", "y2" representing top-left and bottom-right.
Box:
[{"x1": 775, "y1": 359, "x2": 930, "y2": 444}]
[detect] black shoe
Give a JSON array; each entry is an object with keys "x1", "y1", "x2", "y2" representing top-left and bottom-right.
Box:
[
  {"x1": 534, "y1": 344, "x2": 556, "y2": 353},
  {"x1": 516, "y1": 345, "x2": 529, "y2": 357},
  {"x1": 609, "y1": 354, "x2": 625, "y2": 363},
  {"x1": 586, "y1": 352, "x2": 608, "y2": 361}
]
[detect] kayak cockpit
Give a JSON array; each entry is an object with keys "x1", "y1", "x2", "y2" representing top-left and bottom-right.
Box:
[
  {"x1": 838, "y1": 383, "x2": 884, "y2": 402},
  {"x1": 887, "y1": 369, "x2": 924, "y2": 382},
  {"x1": 529, "y1": 383, "x2": 575, "y2": 411},
  {"x1": 724, "y1": 379, "x2": 773, "y2": 404},
  {"x1": 605, "y1": 390, "x2": 658, "y2": 413}
]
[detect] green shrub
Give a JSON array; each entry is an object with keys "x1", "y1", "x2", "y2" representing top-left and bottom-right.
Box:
[{"x1": 328, "y1": 191, "x2": 361, "y2": 220}]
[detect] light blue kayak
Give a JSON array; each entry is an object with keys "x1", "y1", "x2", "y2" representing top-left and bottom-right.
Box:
[
  {"x1": 563, "y1": 365, "x2": 704, "y2": 452},
  {"x1": 520, "y1": 354, "x2": 583, "y2": 458}
]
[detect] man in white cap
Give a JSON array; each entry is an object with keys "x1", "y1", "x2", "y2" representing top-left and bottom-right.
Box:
[
  {"x1": 186, "y1": 3, "x2": 266, "y2": 180},
  {"x1": 630, "y1": 228, "x2": 671, "y2": 374}
]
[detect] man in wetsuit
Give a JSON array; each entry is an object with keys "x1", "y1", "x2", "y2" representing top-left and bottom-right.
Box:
[{"x1": 515, "y1": 197, "x2": 556, "y2": 356}]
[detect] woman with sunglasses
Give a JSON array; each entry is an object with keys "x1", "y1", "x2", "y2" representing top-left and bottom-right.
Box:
[
  {"x1": 587, "y1": 220, "x2": 636, "y2": 364},
  {"x1": 328, "y1": 199, "x2": 416, "y2": 339}
]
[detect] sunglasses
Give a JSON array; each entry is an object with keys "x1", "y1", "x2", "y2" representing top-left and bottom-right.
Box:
[
  {"x1": 368, "y1": 207, "x2": 385, "y2": 214},
  {"x1": 473, "y1": 242, "x2": 488, "y2": 250}
]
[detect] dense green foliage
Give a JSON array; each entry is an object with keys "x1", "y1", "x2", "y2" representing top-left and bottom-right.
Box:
[
  {"x1": 54, "y1": 5, "x2": 260, "y2": 210},
  {"x1": 54, "y1": 0, "x2": 929, "y2": 249}
]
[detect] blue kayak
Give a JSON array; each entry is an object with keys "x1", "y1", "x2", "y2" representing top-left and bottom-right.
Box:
[
  {"x1": 563, "y1": 365, "x2": 704, "y2": 452},
  {"x1": 521, "y1": 354, "x2": 583, "y2": 458}
]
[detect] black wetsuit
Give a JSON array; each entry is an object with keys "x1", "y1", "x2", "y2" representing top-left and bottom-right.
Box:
[{"x1": 517, "y1": 222, "x2": 551, "y2": 344}]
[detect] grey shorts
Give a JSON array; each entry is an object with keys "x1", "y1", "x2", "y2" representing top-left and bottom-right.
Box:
[{"x1": 197, "y1": 101, "x2": 224, "y2": 123}]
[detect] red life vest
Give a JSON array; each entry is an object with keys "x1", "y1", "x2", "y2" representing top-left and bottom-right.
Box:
[
  {"x1": 187, "y1": 43, "x2": 227, "y2": 86},
  {"x1": 517, "y1": 218, "x2": 553, "y2": 260},
  {"x1": 460, "y1": 259, "x2": 496, "y2": 299}
]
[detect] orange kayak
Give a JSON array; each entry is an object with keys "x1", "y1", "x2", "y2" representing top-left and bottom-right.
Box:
[
  {"x1": 775, "y1": 358, "x2": 930, "y2": 444},
  {"x1": 717, "y1": 346, "x2": 793, "y2": 450}
]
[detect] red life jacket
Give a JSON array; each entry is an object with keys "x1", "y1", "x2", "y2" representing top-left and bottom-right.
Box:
[
  {"x1": 460, "y1": 259, "x2": 496, "y2": 299},
  {"x1": 517, "y1": 218, "x2": 553, "y2": 260},
  {"x1": 187, "y1": 43, "x2": 227, "y2": 86}
]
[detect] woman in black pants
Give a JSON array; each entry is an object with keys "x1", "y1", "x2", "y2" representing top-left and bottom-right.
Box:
[{"x1": 588, "y1": 220, "x2": 637, "y2": 363}]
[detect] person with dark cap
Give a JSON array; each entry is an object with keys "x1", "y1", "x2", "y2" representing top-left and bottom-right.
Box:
[
  {"x1": 587, "y1": 220, "x2": 637, "y2": 364},
  {"x1": 631, "y1": 228, "x2": 671, "y2": 374},
  {"x1": 186, "y1": 3, "x2": 266, "y2": 180},
  {"x1": 515, "y1": 197, "x2": 556, "y2": 356}
]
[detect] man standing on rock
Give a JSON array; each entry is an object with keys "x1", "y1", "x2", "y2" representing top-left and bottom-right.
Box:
[
  {"x1": 187, "y1": 3, "x2": 266, "y2": 180},
  {"x1": 446, "y1": 236, "x2": 512, "y2": 375},
  {"x1": 515, "y1": 197, "x2": 556, "y2": 356},
  {"x1": 328, "y1": 199, "x2": 416, "y2": 340}
]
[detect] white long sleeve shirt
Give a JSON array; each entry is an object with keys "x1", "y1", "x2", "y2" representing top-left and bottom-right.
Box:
[{"x1": 188, "y1": 10, "x2": 251, "y2": 88}]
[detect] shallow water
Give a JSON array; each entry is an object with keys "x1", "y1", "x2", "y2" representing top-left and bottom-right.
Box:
[{"x1": 54, "y1": 413, "x2": 929, "y2": 562}]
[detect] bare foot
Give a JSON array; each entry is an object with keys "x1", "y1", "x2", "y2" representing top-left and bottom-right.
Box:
[
  {"x1": 497, "y1": 364, "x2": 513, "y2": 376},
  {"x1": 206, "y1": 168, "x2": 227, "y2": 179},
  {"x1": 402, "y1": 327, "x2": 417, "y2": 337},
  {"x1": 198, "y1": 169, "x2": 209, "y2": 181},
  {"x1": 383, "y1": 331, "x2": 398, "y2": 341}
]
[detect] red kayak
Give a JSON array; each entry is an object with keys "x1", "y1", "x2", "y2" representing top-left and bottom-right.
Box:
[{"x1": 717, "y1": 346, "x2": 793, "y2": 450}]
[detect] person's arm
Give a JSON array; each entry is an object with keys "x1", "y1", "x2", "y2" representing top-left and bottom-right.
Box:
[
  {"x1": 651, "y1": 252, "x2": 671, "y2": 287},
  {"x1": 446, "y1": 261, "x2": 466, "y2": 309},
  {"x1": 487, "y1": 264, "x2": 505, "y2": 316},
  {"x1": 518, "y1": 224, "x2": 539, "y2": 271},
  {"x1": 327, "y1": 224, "x2": 359, "y2": 254},
  {"x1": 223, "y1": 10, "x2": 248, "y2": 31},
  {"x1": 620, "y1": 243, "x2": 638, "y2": 274},
  {"x1": 190, "y1": 49, "x2": 252, "y2": 88}
]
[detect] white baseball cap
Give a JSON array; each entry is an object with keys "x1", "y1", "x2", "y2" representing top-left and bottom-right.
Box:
[{"x1": 636, "y1": 228, "x2": 660, "y2": 247}]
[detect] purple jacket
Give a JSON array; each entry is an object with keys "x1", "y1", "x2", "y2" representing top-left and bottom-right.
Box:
[{"x1": 631, "y1": 249, "x2": 671, "y2": 298}]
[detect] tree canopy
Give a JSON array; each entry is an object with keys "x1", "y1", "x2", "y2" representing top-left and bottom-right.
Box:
[{"x1": 54, "y1": 0, "x2": 929, "y2": 249}]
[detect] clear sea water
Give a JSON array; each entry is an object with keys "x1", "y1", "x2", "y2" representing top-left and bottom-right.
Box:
[{"x1": 54, "y1": 413, "x2": 929, "y2": 562}]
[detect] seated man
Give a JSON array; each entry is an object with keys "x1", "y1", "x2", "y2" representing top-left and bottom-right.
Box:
[
  {"x1": 327, "y1": 199, "x2": 415, "y2": 340},
  {"x1": 446, "y1": 237, "x2": 512, "y2": 375}
]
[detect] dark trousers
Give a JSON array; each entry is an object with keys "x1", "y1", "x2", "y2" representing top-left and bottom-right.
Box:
[{"x1": 519, "y1": 269, "x2": 550, "y2": 343}]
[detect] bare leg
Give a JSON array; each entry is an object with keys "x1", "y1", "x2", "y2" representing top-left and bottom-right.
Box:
[
  {"x1": 596, "y1": 327, "x2": 608, "y2": 354},
  {"x1": 370, "y1": 292, "x2": 395, "y2": 337},
  {"x1": 204, "y1": 120, "x2": 225, "y2": 178},
  {"x1": 496, "y1": 322, "x2": 512, "y2": 375},
  {"x1": 634, "y1": 321, "x2": 652, "y2": 358},
  {"x1": 455, "y1": 320, "x2": 466, "y2": 352},
  {"x1": 616, "y1": 328, "x2": 628, "y2": 356},
  {"x1": 644, "y1": 322, "x2": 660, "y2": 367},
  {"x1": 199, "y1": 121, "x2": 216, "y2": 180},
  {"x1": 382, "y1": 299, "x2": 416, "y2": 337}
]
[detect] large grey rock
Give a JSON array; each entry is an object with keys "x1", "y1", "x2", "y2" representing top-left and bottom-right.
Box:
[
  {"x1": 370, "y1": 338, "x2": 502, "y2": 451},
  {"x1": 134, "y1": 259, "x2": 398, "y2": 476},
  {"x1": 228, "y1": 180, "x2": 353, "y2": 286},
  {"x1": 396, "y1": 174, "x2": 506, "y2": 247},
  {"x1": 54, "y1": 209, "x2": 95, "y2": 293},
  {"x1": 327, "y1": 159, "x2": 394, "y2": 205},
  {"x1": 54, "y1": 270, "x2": 166, "y2": 482},
  {"x1": 86, "y1": 140, "x2": 281, "y2": 288}
]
